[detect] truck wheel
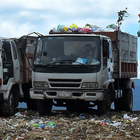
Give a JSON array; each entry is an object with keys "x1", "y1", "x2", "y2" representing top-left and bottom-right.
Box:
[
  {"x1": 104, "y1": 89, "x2": 112, "y2": 111},
  {"x1": 122, "y1": 89, "x2": 133, "y2": 111},
  {"x1": 27, "y1": 99, "x2": 37, "y2": 111},
  {"x1": 1, "y1": 91, "x2": 16, "y2": 117},
  {"x1": 37, "y1": 99, "x2": 52, "y2": 116},
  {"x1": 97, "y1": 87, "x2": 113, "y2": 115},
  {"x1": 97, "y1": 101, "x2": 106, "y2": 115}
]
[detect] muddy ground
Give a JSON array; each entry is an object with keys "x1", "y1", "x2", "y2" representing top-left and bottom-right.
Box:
[{"x1": 0, "y1": 108, "x2": 140, "y2": 140}]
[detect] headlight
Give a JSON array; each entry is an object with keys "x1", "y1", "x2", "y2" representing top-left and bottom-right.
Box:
[
  {"x1": 82, "y1": 82, "x2": 98, "y2": 88},
  {"x1": 34, "y1": 81, "x2": 49, "y2": 88}
]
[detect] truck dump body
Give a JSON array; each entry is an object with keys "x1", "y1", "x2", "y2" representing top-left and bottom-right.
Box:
[{"x1": 94, "y1": 31, "x2": 137, "y2": 78}]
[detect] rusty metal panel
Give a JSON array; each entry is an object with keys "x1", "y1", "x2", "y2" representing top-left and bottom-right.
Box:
[
  {"x1": 23, "y1": 37, "x2": 36, "y2": 83},
  {"x1": 93, "y1": 31, "x2": 117, "y2": 41},
  {"x1": 15, "y1": 36, "x2": 37, "y2": 83}
]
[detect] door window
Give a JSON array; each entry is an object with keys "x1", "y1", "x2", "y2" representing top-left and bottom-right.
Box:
[{"x1": 2, "y1": 41, "x2": 13, "y2": 84}]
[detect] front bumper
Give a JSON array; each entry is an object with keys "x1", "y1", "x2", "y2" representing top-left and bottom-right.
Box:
[{"x1": 30, "y1": 88, "x2": 104, "y2": 101}]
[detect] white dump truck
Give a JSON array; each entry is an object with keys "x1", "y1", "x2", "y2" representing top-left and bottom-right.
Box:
[
  {"x1": 30, "y1": 30, "x2": 137, "y2": 115},
  {"x1": 0, "y1": 35, "x2": 37, "y2": 116}
]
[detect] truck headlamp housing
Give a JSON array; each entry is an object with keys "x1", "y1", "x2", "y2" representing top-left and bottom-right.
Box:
[
  {"x1": 82, "y1": 82, "x2": 98, "y2": 88},
  {"x1": 34, "y1": 81, "x2": 49, "y2": 88}
]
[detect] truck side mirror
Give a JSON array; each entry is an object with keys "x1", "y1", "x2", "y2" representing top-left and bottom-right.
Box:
[
  {"x1": 103, "y1": 40, "x2": 109, "y2": 69},
  {"x1": 103, "y1": 40, "x2": 109, "y2": 58}
]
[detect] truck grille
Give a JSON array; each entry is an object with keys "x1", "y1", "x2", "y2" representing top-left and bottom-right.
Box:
[{"x1": 48, "y1": 79, "x2": 81, "y2": 88}]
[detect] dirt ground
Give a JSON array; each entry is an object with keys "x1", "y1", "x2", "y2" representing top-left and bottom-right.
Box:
[{"x1": 0, "y1": 108, "x2": 140, "y2": 140}]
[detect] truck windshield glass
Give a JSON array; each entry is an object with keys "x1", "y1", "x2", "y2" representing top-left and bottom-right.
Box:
[{"x1": 34, "y1": 36, "x2": 101, "y2": 66}]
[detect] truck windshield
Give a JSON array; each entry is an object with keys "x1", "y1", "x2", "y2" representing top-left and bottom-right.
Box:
[{"x1": 34, "y1": 36, "x2": 101, "y2": 66}]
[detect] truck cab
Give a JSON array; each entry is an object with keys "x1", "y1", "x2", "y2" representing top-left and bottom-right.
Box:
[
  {"x1": 0, "y1": 35, "x2": 38, "y2": 117},
  {"x1": 30, "y1": 32, "x2": 118, "y2": 115},
  {"x1": 0, "y1": 38, "x2": 21, "y2": 116}
]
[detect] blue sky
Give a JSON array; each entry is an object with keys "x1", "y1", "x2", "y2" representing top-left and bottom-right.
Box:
[{"x1": 0, "y1": 0, "x2": 140, "y2": 77}]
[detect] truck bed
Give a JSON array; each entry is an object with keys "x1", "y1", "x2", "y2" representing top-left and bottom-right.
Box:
[{"x1": 94, "y1": 31, "x2": 137, "y2": 79}]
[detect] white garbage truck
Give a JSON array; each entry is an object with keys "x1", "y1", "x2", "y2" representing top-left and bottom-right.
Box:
[
  {"x1": 30, "y1": 30, "x2": 137, "y2": 115},
  {"x1": 0, "y1": 35, "x2": 37, "y2": 116}
]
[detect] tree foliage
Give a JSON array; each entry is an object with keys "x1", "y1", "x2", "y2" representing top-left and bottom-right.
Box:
[{"x1": 117, "y1": 7, "x2": 129, "y2": 29}]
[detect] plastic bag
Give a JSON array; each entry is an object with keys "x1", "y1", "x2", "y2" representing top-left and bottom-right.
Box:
[
  {"x1": 106, "y1": 24, "x2": 117, "y2": 30},
  {"x1": 57, "y1": 25, "x2": 67, "y2": 32},
  {"x1": 85, "y1": 24, "x2": 100, "y2": 31},
  {"x1": 69, "y1": 23, "x2": 78, "y2": 30},
  {"x1": 74, "y1": 27, "x2": 93, "y2": 33}
]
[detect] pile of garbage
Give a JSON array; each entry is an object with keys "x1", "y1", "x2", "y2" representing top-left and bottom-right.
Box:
[
  {"x1": 49, "y1": 23, "x2": 118, "y2": 34},
  {"x1": 0, "y1": 109, "x2": 140, "y2": 139}
]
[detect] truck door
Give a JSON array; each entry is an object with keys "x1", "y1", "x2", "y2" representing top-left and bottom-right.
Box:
[
  {"x1": 108, "y1": 39, "x2": 113, "y2": 79},
  {"x1": 103, "y1": 39, "x2": 113, "y2": 79},
  {"x1": 2, "y1": 41, "x2": 13, "y2": 85},
  {"x1": 11, "y1": 42, "x2": 20, "y2": 82}
]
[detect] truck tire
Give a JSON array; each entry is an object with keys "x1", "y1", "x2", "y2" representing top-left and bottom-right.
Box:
[
  {"x1": 1, "y1": 91, "x2": 16, "y2": 117},
  {"x1": 37, "y1": 99, "x2": 52, "y2": 116},
  {"x1": 122, "y1": 89, "x2": 133, "y2": 111},
  {"x1": 97, "y1": 87, "x2": 113, "y2": 115}
]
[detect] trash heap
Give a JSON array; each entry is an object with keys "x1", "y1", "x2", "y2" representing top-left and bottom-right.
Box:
[
  {"x1": 49, "y1": 23, "x2": 118, "y2": 34},
  {"x1": 0, "y1": 109, "x2": 140, "y2": 139}
]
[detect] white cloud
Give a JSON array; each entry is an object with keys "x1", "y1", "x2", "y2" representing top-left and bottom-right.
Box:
[
  {"x1": 0, "y1": 0, "x2": 139, "y2": 39},
  {"x1": 0, "y1": 0, "x2": 139, "y2": 38},
  {"x1": 0, "y1": 1, "x2": 139, "y2": 35}
]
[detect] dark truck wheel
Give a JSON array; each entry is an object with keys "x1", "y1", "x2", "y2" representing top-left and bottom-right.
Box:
[
  {"x1": 1, "y1": 91, "x2": 16, "y2": 117},
  {"x1": 114, "y1": 89, "x2": 133, "y2": 111},
  {"x1": 122, "y1": 89, "x2": 133, "y2": 111},
  {"x1": 97, "y1": 87, "x2": 112, "y2": 115},
  {"x1": 37, "y1": 99, "x2": 52, "y2": 116}
]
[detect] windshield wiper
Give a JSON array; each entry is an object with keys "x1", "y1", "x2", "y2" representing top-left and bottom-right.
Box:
[{"x1": 34, "y1": 63, "x2": 57, "y2": 67}]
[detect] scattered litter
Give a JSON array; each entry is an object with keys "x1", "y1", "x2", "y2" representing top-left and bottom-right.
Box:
[
  {"x1": 111, "y1": 122, "x2": 121, "y2": 126},
  {"x1": 0, "y1": 109, "x2": 140, "y2": 139},
  {"x1": 100, "y1": 121, "x2": 105, "y2": 126},
  {"x1": 123, "y1": 114, "x2": 131, "y2": 120}
]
